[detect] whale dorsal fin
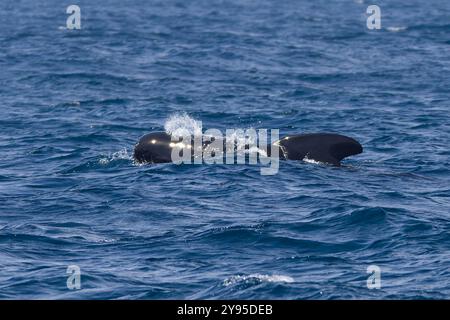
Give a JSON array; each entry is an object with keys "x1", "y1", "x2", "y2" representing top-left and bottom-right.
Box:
[{"x1": 276, "y1": 133, "x2": 363, "y2": 166}]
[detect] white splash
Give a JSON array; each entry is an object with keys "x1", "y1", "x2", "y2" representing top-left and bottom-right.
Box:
[
  {"x1": 163, "y1": 114, "x2": 269, "y2": 157},
  {"x1": 226, "y1": 129, "x2": 268, "y2": 157},
  {"x1": 302, "y1": 155, "x2": 323, "y2": 165},
  {"x1": 99, "y1": 148, "x2": 132, "y2": 165},
  {"x1": 164, "y1": 112, "x2": 202, "y2": 137},
  {"x1": 249, "y1": 146, "x2": 267, "y2": 157},
  {"x1": 223, "y1": 274, "x2": 294, "y2": 287}
]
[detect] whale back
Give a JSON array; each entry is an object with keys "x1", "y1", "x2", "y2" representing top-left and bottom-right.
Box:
[
  {"x1": 134, "y1": 132, "x2": 363, "y2": 166},
  {"x1": 276, "y1": 133, "x2": 363, "y2": 166}
]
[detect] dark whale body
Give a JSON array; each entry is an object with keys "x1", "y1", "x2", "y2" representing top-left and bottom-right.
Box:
[
  {"x1": 276, "y1": 133, "x2": 363, "y2": 166},
  {"x1": 133, "y1": 132, "x2": 363, "y2": 166},
  {"x1": 133, "y1": 132, "x2": 173, "y2": 164}
]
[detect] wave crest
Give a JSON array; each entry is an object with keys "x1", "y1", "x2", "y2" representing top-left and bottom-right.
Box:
[{"x1": 223, "y1": 274, "x2": 294, "y2": 287}]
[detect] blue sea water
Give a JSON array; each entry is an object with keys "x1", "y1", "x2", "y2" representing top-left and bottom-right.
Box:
[{"x1": 1, "y1": 0, "x2": 450, "y2": 299}]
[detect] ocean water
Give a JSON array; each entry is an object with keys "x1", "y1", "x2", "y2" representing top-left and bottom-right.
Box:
[{"x1": 1, "y1": 0, "x2": 450, "y2": 299}]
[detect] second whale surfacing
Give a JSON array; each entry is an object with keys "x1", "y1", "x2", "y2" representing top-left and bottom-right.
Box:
[
  {"x1": 133, "y1": 132, "x2": 363, "y2": 166},
  {"x1": 276, "y1": 133, "x2": 363, "y2": 166}
]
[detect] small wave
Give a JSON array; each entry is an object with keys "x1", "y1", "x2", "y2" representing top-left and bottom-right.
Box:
[
  {"x1": 223, "y1": 274, "x2": 294, "y2": 287},
  {"x1": 99, "y1": 148, "x2": 132, "y2": 165},
  {"x1": 349, "y1": 206, "x2": 389, "y2": 224}
]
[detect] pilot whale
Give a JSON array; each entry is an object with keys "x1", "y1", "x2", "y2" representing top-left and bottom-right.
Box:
[{"x1": 133, "y1": 131, "x2": 363, "y2": 166}]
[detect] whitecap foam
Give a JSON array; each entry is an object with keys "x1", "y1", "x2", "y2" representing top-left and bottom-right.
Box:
[
  {"x1": 223, "y1": 274, "x2": 294, "y2": 286},
  {"x1": 386, "y1": 26, "x2": 407, "y2": 32}
]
